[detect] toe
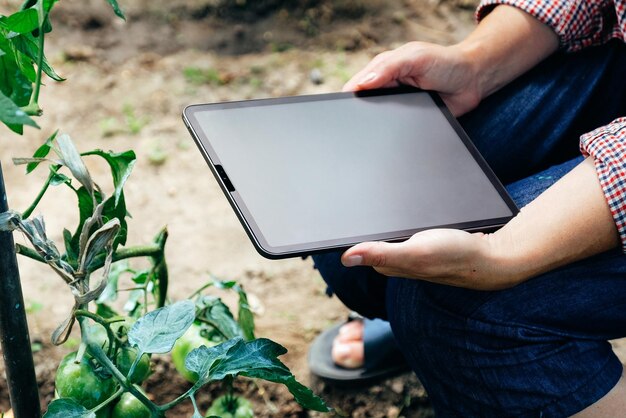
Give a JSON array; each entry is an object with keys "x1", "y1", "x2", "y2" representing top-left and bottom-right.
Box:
[
  {"x1": 332, "y1": 340, "x2": 364, "y2": 368},
  {"x1": 336, "y1": 320, "x2": 364, "y2": 342}
]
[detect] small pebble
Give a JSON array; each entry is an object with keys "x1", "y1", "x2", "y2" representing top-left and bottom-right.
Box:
[
  {"x1": 309, "y1": 68, "x2": 324, "y2": 85},
  {"x1": 391, "y1": 380, "x2": 405, "y2": 394}
]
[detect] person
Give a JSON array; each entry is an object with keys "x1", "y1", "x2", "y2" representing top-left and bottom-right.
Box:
[{"x1": 309, "y1": 0, "x2": 626, "y2": 416}]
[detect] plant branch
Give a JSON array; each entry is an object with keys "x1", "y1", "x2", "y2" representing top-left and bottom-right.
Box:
[
  {"x1": 15, "y1": 244, "x2": 45, "y2": 263},
  {"x1": 187, "y1": 281, "x2": 214, "y2": 300},
  {"x1": 158, "y1": 384, "x2": 198, "y2": 411},
  {"x1": 75, "y1": 309, "x2": 116, "y2": 357},
  {"x1": 87, "y1": 244, "x2": 162, "y2": 272},
  {"x1": 21, "y1": 169, "x2": 54, "y2": 218},
  {"x1": 90, "y1": 387, "x2": 124, "y2": 414},
  {"x1": 25, "y1": 0, "x2": 46, "y2": 115},
  {"x1": 78, "y1": 317, "x2": 164, "y2": 417}
]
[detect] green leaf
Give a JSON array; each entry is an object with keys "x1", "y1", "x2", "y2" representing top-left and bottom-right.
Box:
[
  {"x1": 49, "y1": 171, "x2": 71, "y2": 186},
  {"x1": 66, "y1": 186, "x2": 95, "y2": 266},
  {"x1": 27, "y1": 131, "x2": 57, "y2": 173},
  {"x1": 105, "y1": 0, "x2": 126, "y2": 20},
  {"x1": 198, "y1": 296, "x2": 242, "y2": 340},
  {"x1": 128, "y1": 300, "x2": 195, "y2": 355},
  {"x1": 0, "y1": 89, "x2": 38, "y2": 128},
  {"x1": 11, "y1": 33, "x2": 64, "y2": 81},
  {"x1": 19, "y1": 0, "x2": 58, "y2": 13},
  {"x1": 186, "y1": 338, "x2": 329, "y2": 412},
  {"x1": 83, "y1": 149, "x2": 136, "y2": 206},
  {"x1": 213, "y1": 280, "x2": 255, "y2": 340},
  {"x1": 95, "y1": 303, "x2": 119, "y2": 319},
  {"x1": 96, "y1": 261, "x2": 130, "y2": 304},
  {"x1": 44, "y1": 0, "x2": 59, "y2": 12},
  {"x1": 0, "y1": 38, "x2": 33, "y2": 107},
  {"x1": 2, "y1": 8, "x2": 39, "y2": 34},
  {"x1": 235, "y1": 286, "x2": 255, "y2": 341},
  {"x1": 43, "y1": 398, "x2": 96, "y2": 418},
  {"x1": 7, "y1": 122, "x2": 24, "y2": 134}
]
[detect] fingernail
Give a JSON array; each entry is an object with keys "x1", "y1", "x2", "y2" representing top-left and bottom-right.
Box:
[
  {"x1": 343, "y1": 255, "x2": 363, "y2": 267},
  {"x1": 359, "y1": 72, "x2": 377, "y2": 85}
]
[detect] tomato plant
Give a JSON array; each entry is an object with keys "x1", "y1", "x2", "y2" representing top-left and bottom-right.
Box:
[
  {"x1": 0, "y1": 1, "x2": 330, "y2": 416},
  {"x1": 0, "y1": 135, "x2": 330, "y2": 417}
]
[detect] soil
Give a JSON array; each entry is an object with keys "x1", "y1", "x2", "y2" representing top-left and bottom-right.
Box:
[{"x1": 1, "y1": 0, "x2": 624, "y2": 417}]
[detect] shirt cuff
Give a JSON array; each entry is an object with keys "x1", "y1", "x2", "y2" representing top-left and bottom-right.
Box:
[
  {"x1": 580, "y1": 117, "x2": 626, "y2": 252},
  {"x1": 476, "y1": 0, "x2": 612, "y2": 52}
]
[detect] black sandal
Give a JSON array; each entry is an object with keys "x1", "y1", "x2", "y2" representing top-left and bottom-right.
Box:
[{"x1": 308, "y1": 316, "x2": 410, "y2": 386}]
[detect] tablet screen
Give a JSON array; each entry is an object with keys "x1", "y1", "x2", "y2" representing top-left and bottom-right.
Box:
[{"x1": 185, "y1": 89, "x2": 517, "y2": 257}]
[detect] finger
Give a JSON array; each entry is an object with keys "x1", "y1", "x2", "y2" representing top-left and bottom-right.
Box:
[
  {"x1": 346, "y1": 48, "x2": 425, "y2": 92},
  {"x1": 342, "y1": 241, "x2": 412, "y2": 270},
  {"x1": 343, "y1": 48, "x2": 414, "y2": 91}
]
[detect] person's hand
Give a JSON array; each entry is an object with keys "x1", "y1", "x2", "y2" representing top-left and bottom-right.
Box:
[
  {"x1": 341, "y1": 229, "x2": 521, "y2": 290},
  {"x1": 343, "y1": 42, "x2": 483, "y2": 116}
]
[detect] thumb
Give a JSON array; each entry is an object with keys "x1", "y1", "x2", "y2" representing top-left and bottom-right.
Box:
[{"x1": 342, "y1": 241, "x2": 403, "y2": 268}]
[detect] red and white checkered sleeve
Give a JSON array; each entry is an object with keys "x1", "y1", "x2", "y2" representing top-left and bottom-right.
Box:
[
  {"x1": 580, "y1": 118, "x2": 626, "y2": 252},
  {"x1": 476, "y1": 0, "x2": 618, "y2": 51}
]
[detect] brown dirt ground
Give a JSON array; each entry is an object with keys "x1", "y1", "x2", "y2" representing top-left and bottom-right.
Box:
[{"x1": 1, "y1": 0, "x2": 624, "y2": 417}]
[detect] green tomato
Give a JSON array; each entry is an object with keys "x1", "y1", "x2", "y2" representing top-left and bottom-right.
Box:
[
  {"x1": 205, "y1": 395, "x2": 254, "y2": 418},
  {"x1": 111, "y1": 391, "x2": 151, "y2": 418},
  {"x1": 115, "y1": 347, "x2": 151, "y2": 384},
  {"x1": 171, "y1": 324, "x2": 219, "y2": 383},
  {"x1": 55, "y1": 351, "x2": 117, "y2": 410}
]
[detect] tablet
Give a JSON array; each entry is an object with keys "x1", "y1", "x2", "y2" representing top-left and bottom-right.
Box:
[{"x1": 183, "y1": 87, "x2": 518, "y2": 259}]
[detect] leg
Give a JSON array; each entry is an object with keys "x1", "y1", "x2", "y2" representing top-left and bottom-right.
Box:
[
  {"x1": 312, "y1": 251, "x2": 389, "y2": 320},
  {"x1": 386, "y1": 158, "x2": 626, "y2": 417}
]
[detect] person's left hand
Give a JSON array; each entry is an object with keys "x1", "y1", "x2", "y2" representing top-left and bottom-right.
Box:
[{"x1": 341, "y1": 229, "x2": 519, "y2": 290}]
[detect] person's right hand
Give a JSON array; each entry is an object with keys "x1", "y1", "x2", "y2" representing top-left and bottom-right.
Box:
[{"x1": 343, "y1": 42, "x2": 482, "y2": 117}]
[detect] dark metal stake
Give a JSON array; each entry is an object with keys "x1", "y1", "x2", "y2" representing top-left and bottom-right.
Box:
[{"x1": 0, "y1": 162, "x2": 41, "y2": 418}]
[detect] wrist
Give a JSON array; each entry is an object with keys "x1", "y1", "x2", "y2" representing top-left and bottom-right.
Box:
[
  {"x1": 480, "y1": 229, "x2": 531, "y2": 289},
  {"x1": 451, "y1": 39, "x2": 492, "y2": 102}
]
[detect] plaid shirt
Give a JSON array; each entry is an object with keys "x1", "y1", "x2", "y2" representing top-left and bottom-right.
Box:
[{"x1": 477, "y1": 0, "x2": 626, "y2": 251}]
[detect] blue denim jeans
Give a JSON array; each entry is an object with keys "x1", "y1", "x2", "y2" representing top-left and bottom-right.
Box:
[{"x1": 312, "y1": 41, "x2": 626, "y2": 417}]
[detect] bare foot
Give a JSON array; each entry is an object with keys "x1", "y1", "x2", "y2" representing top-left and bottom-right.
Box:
[{"x1": 331, "y1": 320, "x2": 365, "y2": 368}]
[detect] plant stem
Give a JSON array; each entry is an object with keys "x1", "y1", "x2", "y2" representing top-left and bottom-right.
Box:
[
  {"x1": 75, "y1": 309, "x2": 116, "y2": 357},
  {"x1": 26, "y1": 0, "x2": 46, "y2": 115},
  {"x1": 21, "y1": 169, "x2": 54, "y2": 218},
  {"x1": 187, "y1": 281, "x2": 214, "y2": 300},
  {"x1": 16, "y1": 243, "x2": 163, "y2": 267},
  {"x1": 153, "y1": 228, "x2": 168, "y2": 308},
  {"x1": 15, "y1": 244, "x2": 44, "y2": 262},
  {"x1": 89, "y1": 244, "x2": 162, "y2": 271},
  {"x1": 78, "y1": 317, "x2": 164, "y2": 417},
  {"x1": 91, "y1": 387, "x2": 124, "y2": 414},
  {"x1": 158, "y1": 385, "x2": 198, "y2": 411}
]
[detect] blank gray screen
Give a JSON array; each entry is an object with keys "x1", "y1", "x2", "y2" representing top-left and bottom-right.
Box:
[{"x1": 194, "y1": 93, "x2": 513, "y2": 248}]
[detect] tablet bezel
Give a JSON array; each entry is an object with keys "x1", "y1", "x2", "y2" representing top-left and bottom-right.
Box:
[{"x1": 183, "y1": 86, "x2": 519, "y2": 259}]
